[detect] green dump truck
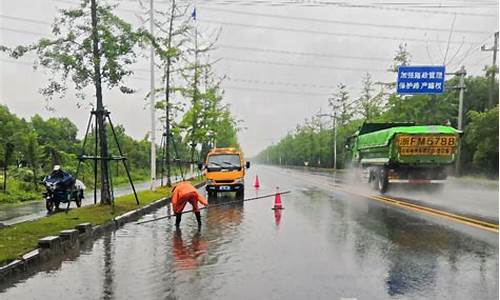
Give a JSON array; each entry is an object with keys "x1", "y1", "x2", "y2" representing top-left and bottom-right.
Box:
[{"x1": 347, "y1": 122, "x2": 461, "y2": 193}]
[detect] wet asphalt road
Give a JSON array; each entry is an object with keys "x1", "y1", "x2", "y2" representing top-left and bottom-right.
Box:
[
  {"x1": 285, "y1": 166, "x2": 499, "y2": 223},
  {"x1": 0, "y1": 174, "x2": 192, "y2": 226},
  {"x1": 0, "y1": 165, "x2": 498, "y2": 300}
]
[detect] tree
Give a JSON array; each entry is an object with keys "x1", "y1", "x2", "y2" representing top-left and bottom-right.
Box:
[
  {"x1": 464, "y1": 106, "x2": 499, "y2": 175},
  {"x1": 358, "y1": 73, "x2": 383, "y2": 120},
  {"x1": 31, "y1": 115, "x2": 79, "y2": 154},
  {"x1": 140, "y1": 0, "x2": 192, "y2": 186},
  {"x1": 4, "y1": 0, "x2": 147, "y2": 204},
  {"x1": 330, "y1": 83, "x2": 353, "y2": 127},
  {"x1": 0, "y1": 105, "x2": 31, "y2": 192},
  {"x1": 174, "y1": 15, "x2": 220, "y2": 164},
  {"x1": 389, "y1": 43, "x2": 412, "y2": 73},
  {"x1": 25, "y1": 132, "x2": 41, "y2": 190}
]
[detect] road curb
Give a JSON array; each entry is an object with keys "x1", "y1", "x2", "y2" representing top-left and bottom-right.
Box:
[{"x1": 0, "y1": 181, "x2": 205, "y2": 283}]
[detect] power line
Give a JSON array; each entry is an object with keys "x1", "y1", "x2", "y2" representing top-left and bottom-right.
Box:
[
  {"x1": 0, "y1": 58, "x2": 337, "y2": 94},
  {"x1": 452, "y1": 35, "x2": 494, "y2": 67},
  {"x1": 199, "y1": 6, "x2": 491, "y2": 35},
  {"x1": 0, "y1": 58, "x2": 34, "y2": 66},
  {"x1": 221, "y1": 85, "x2": 331, "y2": 97},
  {"x1": 0, "y1": 23, "x2": 425, "y2": 68},
  {"x1": 177, "y1": 0, "x2": 498, "y2": 17},
  {"x1": 0, "y1": 14, "x2": 51, "y2": 25},
  {"x1": 0, "y1": 27, "x2": 49, "y2": 37},
  {"x1": 0, "y1": 27, "x2": 391, "y2": 74},
  {"x1": 221, "y1": 57, "x2": 388, "y2": 73},
  {"x1": 217, "y1": 44, "x2": 389, "y2": 62},
  {"x1": 227, "y1": 77, "x2": 337, "y2": 89},
  {"x1": 200, "y1": 19, "x2": 484, "y2": 45},
  {"x1": 0, "y1": 12, "x2": 490, "y2": 46}
]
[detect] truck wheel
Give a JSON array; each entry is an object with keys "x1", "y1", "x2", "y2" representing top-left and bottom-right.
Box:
[
  {"x1": 236, "y1": 189, "x2": 244, "y2": 200},
  {"x1": 369, "y1": 169, "x2": 378, "y2": 190},
  {"x1": 377, "y1": 168, "x2": 389, "y2": 194}
]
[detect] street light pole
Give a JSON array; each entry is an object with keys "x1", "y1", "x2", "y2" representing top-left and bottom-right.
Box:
[{"x1": 149, "y1": 0, "x2": 156, "y2": 190}]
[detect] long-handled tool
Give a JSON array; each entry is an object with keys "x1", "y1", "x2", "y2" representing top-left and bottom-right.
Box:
[{"x1": 135, "y1": 190, "x2": 291, "y2": 225}]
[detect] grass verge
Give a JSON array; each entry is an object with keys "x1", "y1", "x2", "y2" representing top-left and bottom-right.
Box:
[{"x1": 0, "y1": 178, "x2": 203, "y2": 266}]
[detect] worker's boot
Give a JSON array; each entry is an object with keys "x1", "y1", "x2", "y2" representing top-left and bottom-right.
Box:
[
  {"x1": 195, "y1": 211, "x2": 202, "y2": 228},
  {"x1": 175, "y1": 214, "x2": 182, "y2": 228}
]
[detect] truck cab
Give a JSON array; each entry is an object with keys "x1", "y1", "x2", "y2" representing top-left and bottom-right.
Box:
[{"x1": 200, "y1": 148, "x2": 250, "y2": 198}]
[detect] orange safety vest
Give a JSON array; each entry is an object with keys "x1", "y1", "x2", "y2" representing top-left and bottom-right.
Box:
[{"x1": 171, "y1": 181, "x2": 208, "y2": 214}]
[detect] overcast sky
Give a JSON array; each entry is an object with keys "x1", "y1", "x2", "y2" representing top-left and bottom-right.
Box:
[{"x1": 1, "y1": 0, "x2": 498, "y2": 156}]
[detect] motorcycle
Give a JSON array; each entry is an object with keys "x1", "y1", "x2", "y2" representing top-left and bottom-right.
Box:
[{"x1": 41, "y1": 173, "x2": 85, "y2": 213}]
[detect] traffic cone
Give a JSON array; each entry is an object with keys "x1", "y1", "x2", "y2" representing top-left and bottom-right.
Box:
[
  {"x1": 272, "y1": 187, "x2": 284, "y2": 210},
  {"x1": 253, "y1": 175, "x2": 260, "y2": 189}
]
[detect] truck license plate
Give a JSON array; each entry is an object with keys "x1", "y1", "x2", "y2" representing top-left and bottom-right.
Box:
[
  {"x1": 220, "y1": 186, "x2": 231, "y2": 191},
  {"x1": 398, "y1": 135, "x2": 456, "y2": 156},
  {"x1": 398, "y1": 135, "x2": 457, "y2": 147}
]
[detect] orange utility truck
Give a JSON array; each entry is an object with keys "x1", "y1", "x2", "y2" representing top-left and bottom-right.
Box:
[{"x1": 199, "y1": 148, "x2": 250, "y2": 199}]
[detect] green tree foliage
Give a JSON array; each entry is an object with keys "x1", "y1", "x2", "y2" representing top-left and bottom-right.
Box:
[
  {"x1": 463, "y1": 106, "x2": 498, "y2": 174},
  {"x1": 330, "y1": 83, "x2": 353, "y2": 127},
  {"x1": 0, "y1": 106, "x2": 30, "y2": 192},
  {"x1": 5, "y1": 1, "x2": 146, "y2": 103},
  {"x1": 31, "y1": 115, "x2": 79, "y2": 155},
  {"x1": 2, "y1": 0, "x2": 151, "y2": 204},
  {"x1": 388, "y1": 43, "x2": 412, "y2": 73},
  {"x1": 257, "y1": 68, "x2": 498, "y2": 177},
  {"x1": 358, "y1": 73, "x2": 383, "y2": 120},
  {"x1": 0, "y1": 104, "x2": 167, "y2": 203},
  {"x1": 180, "y1": 81, "x2": 240, "y2": 159}
]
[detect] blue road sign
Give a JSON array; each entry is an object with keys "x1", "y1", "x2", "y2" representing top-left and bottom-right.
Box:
[{"x1": 397, "y1": 66, "x2": 446, "y2": 94}]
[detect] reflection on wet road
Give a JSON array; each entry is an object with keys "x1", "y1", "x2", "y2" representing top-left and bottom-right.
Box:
[{"x1": 0, "y1": 165, "x2": 497, "y2": 300}]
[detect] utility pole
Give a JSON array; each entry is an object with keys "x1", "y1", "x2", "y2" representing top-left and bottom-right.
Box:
[
  {"x1": 149, "y1": 0, "x2": 156, "y2": 190},
  {"x1": 455, "y1": 65, "x2": 466, "y2": 176},
  {"x1": 481, "y1": 31, "x2": 499, "y2": 109},
  {"x1": 457, "y1": 66, "x2": 466, "y2": 131}
]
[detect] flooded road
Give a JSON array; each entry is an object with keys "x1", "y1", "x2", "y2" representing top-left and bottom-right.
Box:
[
  {"x1": 1, "y1": 165, "x2": 498, "y2": 300},
  {"x1": 0, "y1": 175, "x2": 191, "y2": 226}
]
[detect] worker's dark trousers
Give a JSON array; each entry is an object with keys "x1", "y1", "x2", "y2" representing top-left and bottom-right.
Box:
[{"x1": 175, "y1": 212, "x2": 202, "y2": 227}]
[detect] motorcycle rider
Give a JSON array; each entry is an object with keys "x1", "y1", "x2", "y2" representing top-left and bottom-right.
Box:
[{"x1": 47, "y1": 165, "x2": 75, "y2": 188}]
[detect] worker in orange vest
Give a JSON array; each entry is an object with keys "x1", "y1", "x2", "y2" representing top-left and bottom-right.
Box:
[{"x1": 171, "y1": 181, "x2": 208, "y2": 228}]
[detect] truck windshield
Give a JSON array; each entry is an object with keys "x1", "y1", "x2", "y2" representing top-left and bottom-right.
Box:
[{"x1": 207, "y1": 154, "x2": 241, "y2": 170}]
